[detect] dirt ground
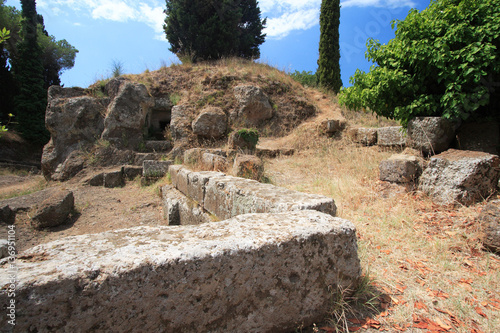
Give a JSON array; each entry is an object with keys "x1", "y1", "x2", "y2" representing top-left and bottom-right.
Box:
[{"x1": 0, "y1": 175, "x2": 166, "y2": 252}]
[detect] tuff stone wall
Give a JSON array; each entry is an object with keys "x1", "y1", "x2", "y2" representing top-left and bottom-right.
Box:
[
  {"x1": 0, "y1": 211, "x2": 360, "y2": 332},
  {"x1": 167, "y1": 165, "x2": 337, "y2": 222}
]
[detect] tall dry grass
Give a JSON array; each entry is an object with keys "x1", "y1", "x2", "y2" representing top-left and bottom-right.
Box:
[{"x1": 265, "y1": 127, "x2": 500, "y2": 332}]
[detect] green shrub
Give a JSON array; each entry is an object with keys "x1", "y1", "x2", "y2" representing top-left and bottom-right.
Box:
[
  {"x1": 237, "y1": 128, "x2": 259, "y2": 148},
  {"x1": 338, "y1": 0, "x2": 500, "y2": 127},
  {"x1": 290, "y1": 70, "x2": 318, "y2": 87}
]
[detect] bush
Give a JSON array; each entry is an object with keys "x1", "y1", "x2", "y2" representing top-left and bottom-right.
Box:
[
  {"x1": 338, "y1": 0, "x2": 500, "y2": 127},
  {"x1": 290, "y1": 70, "x2": 318, "y2": 87}
]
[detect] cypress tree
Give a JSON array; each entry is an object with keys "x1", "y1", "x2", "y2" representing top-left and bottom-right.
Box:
[
  {"x1": 13, "y1": 0, "x2": 48, "y2": 143},
  {"x1": 318, "y1": 0, "x2": 342, "y2": 93}
]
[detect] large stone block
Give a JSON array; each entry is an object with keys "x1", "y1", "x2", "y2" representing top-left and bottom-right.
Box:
[
  {"x1": 418, "y1": 149, "x2": 500, "y2": 205},
  {"x1": 347, "y1": 127, "x2": 378, "y2": 146},
  {"x1": 186, "y1": 171, "x2": 225, "y2": 206},
  {"x1": 377, "y1": 126, "x2": 406, "y2": 147},
  {"x1": 162, "y1": 185, "x2": 212, "y2": 225},
  {"x1": 143, "y1": 160, "x2": 173, "y2": 178},
  {"x1": 0, "y1": 211, "x2": 360, "y2": 333},
  {"x1": 407, "y1": 117, "x2": 459, "y2": 155},
  {"x1": 379, "y1": 154, "x2": 423, "y2": 183},
  {"x1": 204, "y1": 175, "x2": 337, "y2": 220}
]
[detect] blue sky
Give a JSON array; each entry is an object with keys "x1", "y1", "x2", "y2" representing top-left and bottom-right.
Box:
[{"x1": 5, "y1": 0, "x2": 429, "y2": 88}]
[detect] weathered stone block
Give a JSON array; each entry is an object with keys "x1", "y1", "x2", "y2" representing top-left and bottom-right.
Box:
[
  {"x1": 31, "y1": 190, "x2": 74, "y2": 229},
  {"x1": 0, "y1": 211, "x2": 360, "y2": 333},
  {"x1": 162, "y1": 185, "x2": 212, "y2": 225},
  {"x1": 204, "y1": 176, "x2": 337, "y2": 220},
  {"x1": 201, "y1": 153, "x2": 228, "y2": 171},
  {"x1": 477, "y1": 201, "x2": 500, "y2": 253},
  {"x1": 233, "y1": 85, "x2": 273, "y2": 125},
  {"x1": 407, "y1": 117, "x2": 459, "y2": 155},
  {"x1": 143, "y1": 160, "x2": 173, "y2": 178},
  {"x1": 347, "y1": 127, "x2": 378, "y2": 146},
  {"x1": 322, "y1": 119, "x2": 346, "y2": 135},
  {"x1": 104, "y1": 169, "x2": 124, "y2": 188},
  {"x1": 419, "y1": 149, "x2": 500, "y2": 205},
  {"x1": 379, "y1": 154, "x2": 423, "y2": 183},
  {"x1": 192, "y1": 106, "x2": 227, "y2": 139},
  {"x1": 186, "y1": 171, "x2": 225, "y2": 206},
  {"x1": 123, "y1": 166, "x2": 143, "y2": 180},
  {"x1": 168, "y1": 165, "x2": 183, "y2": 189},
  {"x1": 233, "y1": 154, "x2": 264, "y2": 180},
  {"x1": 377, "y1": 126, "x2": 406, "y2": 147}
]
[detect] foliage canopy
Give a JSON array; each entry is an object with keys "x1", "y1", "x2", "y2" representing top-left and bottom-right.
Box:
[
  {"x1": 0, "y1": 0, "x2": 77, "y2": 143},
  {"x1": 338, "y1": 0, "x2": 500, "y2": 127},
  {"x1": 164, "y1": 0, "x2": 266, "y2": 63}
]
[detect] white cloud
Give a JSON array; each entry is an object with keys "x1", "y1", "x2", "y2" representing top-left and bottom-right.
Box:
[
  {"x1": 265, "y1": 9, "x2": 319, "y2": 39},
  {"x1": 91, "y1": 1, "x2": 136, "y2": 22},
  {"x1": 36, "y1": 0, "x2": 416, "y2": 41},
  {"x1": 341, "y1": 0, "x2": 416, "y2": 8}
]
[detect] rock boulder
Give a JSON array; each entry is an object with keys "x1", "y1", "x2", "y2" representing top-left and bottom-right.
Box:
[
  {"x1": 101, "y1": 79, "x2": 153, "y2": 149},
  {"x1": 379, "y1": 154, "x2": 423, "y2": 183},
  {"x1": 192, "y1": 107, "x2": 227, "y2": 139},
  {"x1": 233, "y1": 154, "x2": 264, "y2": 180},
  {"x1": 407, "y1": 117, "x2": 459, "y2": 155},
  {"x1": 31, "y1": 190, "x2": 74, "y2": 229},
  {"x1": 477, "y1": 201, "x2": 500, "y2": 253},
  {"x1": 418, "y1": 149, "x2": 500, "y2": 205},
  {"x1": 233, "y1": 85, "x2": 273, "y2": 125}
]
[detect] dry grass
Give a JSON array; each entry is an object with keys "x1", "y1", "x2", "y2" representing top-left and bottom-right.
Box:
[{"x1": 264, "y1": 116, "x2": 500, "y2": 332}]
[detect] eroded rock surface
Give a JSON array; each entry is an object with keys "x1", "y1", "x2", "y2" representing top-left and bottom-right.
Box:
[
  {"x1": 477, "y1": 201, "x2": 500, "y2": 253},
  {"x1": 31, "y1": 190, "x2": 74, "y2": 229},
  {"x1": 169, "y1": 166, "x2": 337, "y2": 221},
  {"x1": 233, "y1": 85, "x2": 273, "y2": 125},
  {"x1": 377, "y1": 126, "x2": 406, "y2": 147},
  {"x1": 0, "y1": 211, "x2": 360, "y2": 333},
  {"x1": 192, "y1": 106, "x2": 227, "y2": 139},
  {"x1": 407, "y1": 117, "x2": 459, "y2": 155},
  {"x1": 418, "y1": 149, "x2": 500, "y2": 205}
]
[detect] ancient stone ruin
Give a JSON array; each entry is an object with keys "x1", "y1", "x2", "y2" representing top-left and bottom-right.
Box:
[{"x1": 0, "y1": 166, "x2": 361, "y2": 332}]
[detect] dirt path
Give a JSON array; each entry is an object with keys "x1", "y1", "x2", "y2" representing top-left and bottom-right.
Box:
[{"x1": 0, "y1": 176, "x2": 165, "y2": 252}]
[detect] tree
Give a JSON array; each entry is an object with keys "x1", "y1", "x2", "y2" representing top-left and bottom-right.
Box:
[
  {"x1": 338, "y1": 0, "x2": 500, "y2": 127},
  {"x1": 164, "y1": 0, "x2": 266, "y2": 63},
  {"x1": 317, "y1": 0, "x2": 342, "y2": 93},
  {"x1": 0, "y1": 0, "x2": 78, "y2": 142},
  {"x1": 12, "y1": 0, "x2": 48, "y2": 143}
]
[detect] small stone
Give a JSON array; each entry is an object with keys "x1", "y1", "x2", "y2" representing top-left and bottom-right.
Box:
[
  {"x1": 31, "y1": 190, "x2": 74, "y2": 229},
  {"x1": 233, "y1": 154, "x2": 264, "y2": 180},
  {"x1": 0, "y1": 205, "x2": 15, "y2": 225},
  {"x1": 477, "y1": 201, "x2": 500, "y2": 253}
]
